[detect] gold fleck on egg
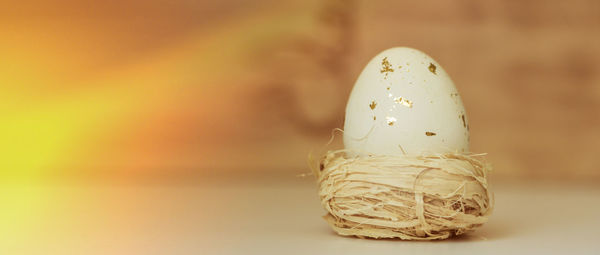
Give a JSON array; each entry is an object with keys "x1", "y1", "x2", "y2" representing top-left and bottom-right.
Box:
[
  {"x1": 369, "y1": 101, "x2": 377, "y2": 110},
  {"x1": 386, "y1": 116, "x2": 397, "y2": 126},
  {"x1": 428, "y1": 63, "x2": 437, "y2": 74},
  {"x1": 380, "y1": 57, "x2": 394, "y2": 74}
]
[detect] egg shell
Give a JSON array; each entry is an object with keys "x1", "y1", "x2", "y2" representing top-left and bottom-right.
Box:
[{"x1": 343, "y1": 47, "x2": 469, "y2": 156}]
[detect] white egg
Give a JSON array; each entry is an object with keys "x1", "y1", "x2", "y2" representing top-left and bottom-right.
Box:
[{"x1": 343, "y1": 47, "x2": 469, "y2": 156}]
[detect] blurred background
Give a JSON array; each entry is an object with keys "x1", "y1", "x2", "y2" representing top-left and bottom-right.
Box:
[
  {"x1": 1, "y1": 0, "x2": 600, "y2": 182},
  {"x1": 2, "y1": 1, "x2": 600, "y2": 254}
]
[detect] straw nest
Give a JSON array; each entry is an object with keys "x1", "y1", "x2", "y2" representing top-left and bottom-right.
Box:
[{"x1": 314, "y1": 150, "x2": 493, "y2": 240}]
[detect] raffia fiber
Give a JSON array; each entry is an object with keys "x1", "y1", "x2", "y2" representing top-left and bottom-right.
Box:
[{"x1": 314, "y1": 150, "x2": 493, "y2": 240}]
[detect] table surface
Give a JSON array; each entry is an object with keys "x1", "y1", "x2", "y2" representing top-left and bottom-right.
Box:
[{"x1": 2, "y1": 177, "x2": 599, "y2": 255}]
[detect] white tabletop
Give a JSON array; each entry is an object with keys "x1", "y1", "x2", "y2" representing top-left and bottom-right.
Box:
[{"x1": 2, "y1": 177, "x2": 599, "y2": 255}]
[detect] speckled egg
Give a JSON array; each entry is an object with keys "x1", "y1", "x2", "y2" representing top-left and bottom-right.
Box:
[{"x1": 343, "y1": 47, "x2": 469, "y2": 156}]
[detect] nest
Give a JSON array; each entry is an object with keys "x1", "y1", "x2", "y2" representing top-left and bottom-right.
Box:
[{"x1": 314, "y1": 150, "x2": 493, "y2": 240}]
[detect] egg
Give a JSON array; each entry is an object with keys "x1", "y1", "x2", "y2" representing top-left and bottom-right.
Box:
[{"x1": 343, "y1": 47, "x2": 469, "y2": 156}]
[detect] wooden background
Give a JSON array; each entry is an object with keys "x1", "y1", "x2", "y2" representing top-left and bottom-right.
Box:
[{"x1": 2, "y1": 0, "x2": 599, "y2": 181}]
